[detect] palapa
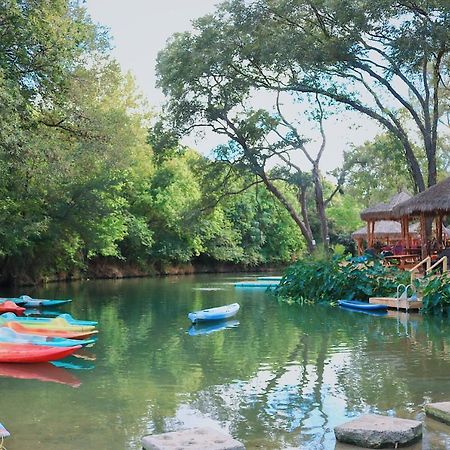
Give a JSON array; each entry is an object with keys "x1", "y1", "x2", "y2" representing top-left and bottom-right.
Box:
[
  {"x1": 393, "y1": 177, "x2": 450, "y2": 217},
  {"x1": 360, "y1": 191, "x2": 412, "y2": 221}
]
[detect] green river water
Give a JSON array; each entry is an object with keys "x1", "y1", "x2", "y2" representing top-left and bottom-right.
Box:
[{"x1": 1, "y1": 273, "x2": 450, "y2": 449}]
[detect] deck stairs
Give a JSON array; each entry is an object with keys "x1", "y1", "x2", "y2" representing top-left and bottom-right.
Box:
[{"x1": 369, "y1": 256, "x2": 447, "y2": 311}]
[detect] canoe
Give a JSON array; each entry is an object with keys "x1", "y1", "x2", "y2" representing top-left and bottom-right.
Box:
[
  {"x1": 2, "y1": 322, "x2": 98, "y2": 340},
  {"x1": 0, "y1": 295, "x2": 71, "y2": 307},
  {"x1": 0, "y1": 301, "x2": 25, "y2": 316},
  {"x1": 338, "y1": 300, "x2": 388, "y2": 311},
  {"x1": 234, "y1": 281, "x2": 279, "y2": 288},
  {"x1": 1, "y1": 312, "x2": 97, "y2": 327},
  {"x1": 256, "y1": 276, "x2": 283, "y2": 281},
  {"x1": 0, "y1": 327, "x2": 96, "y2": 347},
  {"x1": 188, "y1": 319, "x2": 239, "y2": 336},
  {"x1": 0, "y1": 343, "x2": 80, "y2": 363},
  {"x1": 0, "y1": 314, "x2": 96, "y2": 332},
  {"x1": 0, "y1": 362, "x2": 81, "y2": 387},
  {"x1": 188, "y1": 303, "x2": 240, "y2": 324}
]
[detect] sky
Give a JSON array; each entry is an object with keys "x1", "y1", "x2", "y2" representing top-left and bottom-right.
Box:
[{"x1": 85, "y1": 0, "x2": 381, "y2": 172}]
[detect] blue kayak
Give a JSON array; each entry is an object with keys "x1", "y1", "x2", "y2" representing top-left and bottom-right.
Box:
[
  {"x1": 338, "y1": 300, "x2": 388, "y2": 311},
  {"x1": 1, "y1": 295, "x2": 71, "y2": 307},
  {"x1": 0, "y1": 312, "x2": 98, "y2": 327},
  {"x1": 256, "y1": 276, "x2": 283, "y2": 281},
  {"x1": 188, "y1": 303, "x2": 240, "y2": 324},
  {"x1": 0, "y1": 327, "x2": 96, "y2": 347}
]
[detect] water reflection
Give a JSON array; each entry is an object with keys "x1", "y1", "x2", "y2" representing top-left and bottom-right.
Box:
[
  {"x1": 188, "y1": 320, "x2": 239, "y2": 336},
  {"x1": 1, "y1": 275, "x2": 450, "y2": 449},
  {"x1": 0, "y1": 362, "x2": 81, "y2": 387}
]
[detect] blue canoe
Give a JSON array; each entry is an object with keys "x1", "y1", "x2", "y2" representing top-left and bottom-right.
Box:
[
  {"x1": 188, "y1": 320, "x2": 240, "y2": 336},
  {"x1": 0, "y1": 327, "x2": 96, "y2": 347},
  {"x1": 256, "y1": 276, "x2": 283, "y2": 281},
  {"x1": 188, "y1": 303, "x2": 240, "y2": 324},
  {"x1": 0, "y1": 312, "x2": 98, "y2": 327},
  {"x1": 338, "y1": 300, "x2": 388, "y2": 311},
  {"x1": 1, "y1": 295, "x2": 72, "y2": 307}
]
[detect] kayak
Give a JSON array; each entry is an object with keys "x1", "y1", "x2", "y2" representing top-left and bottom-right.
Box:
[
  {"x1": 234, "y1": 281, "x2": 279, "y2": 288},
  {"x1": 188, "y1": 303, "x2": 240, "y2": 324},
  {"x1": 2, "y1": 322, "x2": 98, "y2": 340},
  {"x1": 257, "y1": 276, "x2": 283, "y2": 281},
  {"x1": 12, "y1": 295, "x2": 71, "y2": 307},
  {"x1": 338, "y1": 300, "x2": 388, "y2": 311},
  {"x1": 188, "y1": 320, "x2": 239, "y2": 336},
  {"x1": 1, "y1": 312, "x2": 97, "y2": 327},
  {"x1": 0, "y1": 315, "x2": 96, "y2": 332},
  {"x1": 0, "y1": 301, "x2": 25, "y2": 316},
  {"x1": 0, "y1": 362, "x2": 81, "y2": 387},
  {"x1": 0, "y1": 343, "x2": 80, "y2": 363},
  {"x1": 0, "y1": 327, "x2": 96, "y2": 347}
]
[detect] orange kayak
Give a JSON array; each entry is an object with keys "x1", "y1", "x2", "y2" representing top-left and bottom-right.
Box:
[
  {"x1": 3, "y1": 322, "x2": 98, "y2": 340},
  {"x1": 0, "y1": 343, "x2": 80, "y2": 363},
  {"x1": 0, "y1": 301, "x2": 25, "y2": 316}
]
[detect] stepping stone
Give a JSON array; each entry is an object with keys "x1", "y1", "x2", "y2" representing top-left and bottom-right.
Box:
[
  {"x1": 142, "y1": 427, "x2": 245, "y2": 450},
  {"x1": 425, "y1": 401, "x2": 450, "y2": 425},
  {"x1": 334, "y1": 414, "x2": 422, "y2": 448}
]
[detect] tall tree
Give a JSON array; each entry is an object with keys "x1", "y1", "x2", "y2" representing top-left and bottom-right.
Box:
[{"x1": 159, "y1": 0, "x2": 449, "y2": 191}]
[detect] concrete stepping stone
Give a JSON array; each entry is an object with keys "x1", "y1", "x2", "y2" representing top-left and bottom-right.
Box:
[
  {"x1": 334, "y1": 414, "x2": 422, "y2": 448},
  {"x1": 425, "y1": 401, "x2": 450, "y2": 425},
  {"x1": 142, "y1": 427, "x2": 245, "y2": 450}
]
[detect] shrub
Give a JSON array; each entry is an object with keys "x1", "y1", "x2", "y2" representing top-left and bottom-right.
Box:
[
  {"x1": 276, "y1": 254, "x2": 409, "y2": 304},
  {"x1": 420, "y1": 274, "x2": 450, "y2": 315}
]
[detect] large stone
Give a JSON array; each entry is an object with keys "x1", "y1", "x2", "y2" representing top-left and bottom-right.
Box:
[
  {"x1": 142, "y1": 427, "x2": 245, "y2": 450},
  {"x1": 334, "y1": 414, "x2": 422, "y2": 448},
  {"x1": 425, "y1": 401, "x2": 450, "y2": 425}
]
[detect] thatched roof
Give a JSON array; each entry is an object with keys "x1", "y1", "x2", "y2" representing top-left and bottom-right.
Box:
[
  {"x1": 352, "y1": 220, "x2": 450, "y2": 240},
  {"x1": 360, "y1": 191, "x2": 412, "y2": 221},
  {"x1": 352, "y1": 220, "x2": 415, "y2": 240},
  {"x1": 393, "y1": 177, "x2": 450, "y2": 217}
]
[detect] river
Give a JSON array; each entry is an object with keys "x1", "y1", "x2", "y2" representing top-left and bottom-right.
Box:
[{"x1": 1, "y1": 274, "x2": 450, "y2": 449}]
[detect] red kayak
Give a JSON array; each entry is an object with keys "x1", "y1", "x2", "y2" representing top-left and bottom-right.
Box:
[
  {"x1": 0, "y1": 301, "x2": 25, "y2": 316},
  {"x1": 0, "y1": 343, "x2": 81, "y2": 363},
  {"x1": 4, "y1": 322, "x2": 98, "y2": 340}
]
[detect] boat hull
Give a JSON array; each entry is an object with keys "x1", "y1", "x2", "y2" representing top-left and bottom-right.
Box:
[
  {"x1": 0, "y1": 343, "x2": 80, "y2": 363},
  {"x1": 338, "y1": 300, "x2": 388, "y2": 311},
  {"x1": 3, "y1": 322, "x2": 98, "y2": 340},
  {"x1": 188, "y1": 303, "x2": 240, "y2": 324}
]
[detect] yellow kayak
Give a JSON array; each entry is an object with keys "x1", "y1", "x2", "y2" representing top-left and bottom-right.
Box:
[{"x1": 0, "y1": 316, "x2": 96, "y2": 332}]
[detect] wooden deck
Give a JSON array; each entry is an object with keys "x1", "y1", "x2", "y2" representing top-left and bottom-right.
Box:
[{"x1": 369, "y1": 297, "x2": 423, "y2": 311}]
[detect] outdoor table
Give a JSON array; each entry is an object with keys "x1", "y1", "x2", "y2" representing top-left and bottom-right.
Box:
[{"x1": 383, "y1": 254, "x2": 420, "y2": 270}]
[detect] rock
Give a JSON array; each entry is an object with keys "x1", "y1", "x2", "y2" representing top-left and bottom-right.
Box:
[
  {"x1": 334, "y1": 414, "x2": 422, "y2": 448},
  {"x1": 142, "y1": 427, "x2": 245, "y2": 450},
  {"x1": 425, "y1": 401, "x2": 450, "y2": 425}
]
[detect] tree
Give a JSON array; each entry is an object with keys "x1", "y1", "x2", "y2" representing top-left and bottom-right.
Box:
[
  {"x1": 160, "y1": 0, "x2": 449, "y2": 191},
  {"x1": 157, "y1": 19, "x2": 344, "y2": 252}
]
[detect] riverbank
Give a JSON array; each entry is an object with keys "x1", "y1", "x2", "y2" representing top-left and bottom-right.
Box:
[{"x1": 2, "y1": 257, "x2": 286, "y2": 286}]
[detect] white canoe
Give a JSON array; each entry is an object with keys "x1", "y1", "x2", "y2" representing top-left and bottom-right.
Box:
[{"x1": 188, "y1": 303, "x2": 240, "y2": 324}]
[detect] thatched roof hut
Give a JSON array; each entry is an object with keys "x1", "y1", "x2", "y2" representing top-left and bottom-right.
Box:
[
  {"x1": 393, "y1": 177, "x2": 450, "y2": 217},
  {"x1": 360, "y1": 191, "x2": 412, "y2": 221}
]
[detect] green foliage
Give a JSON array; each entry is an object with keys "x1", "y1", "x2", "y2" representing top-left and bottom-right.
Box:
[
  {"x1": 420, "y1": 274, "x2": 450, "y2": 315},
  {"x1": 277, "y1": 255, "x2": 409, "y2": 304}
]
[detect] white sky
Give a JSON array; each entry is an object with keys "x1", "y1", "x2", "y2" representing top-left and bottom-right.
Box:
[{"x1": 85, "y1": 0, "x2": 381, "y2": 172}]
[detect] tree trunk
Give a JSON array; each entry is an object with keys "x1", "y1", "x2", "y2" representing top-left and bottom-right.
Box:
[{"x1": 312, "y1": 165, "x2": 329, "y2": 251}]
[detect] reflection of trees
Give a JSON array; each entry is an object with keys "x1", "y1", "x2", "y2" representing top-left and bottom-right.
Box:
[{"x1": 3, "y1": 277, "x2": 450, "y2": 449}]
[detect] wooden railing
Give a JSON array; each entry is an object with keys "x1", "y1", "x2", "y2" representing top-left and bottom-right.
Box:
[
  {"x1": 426, "y1": 256, "x2": 448, "y2": 274},
  {"x1": 409, "y1": 256, "x2": 431, "y2": 285}
]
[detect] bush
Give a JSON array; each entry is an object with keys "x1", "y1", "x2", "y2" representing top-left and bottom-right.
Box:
[
  {"x1": 276, "y1": 254, "x2": 409, "y2": 304},
  {"x1": 420, "y1": 274, "x2": 450, "y2": 315}
]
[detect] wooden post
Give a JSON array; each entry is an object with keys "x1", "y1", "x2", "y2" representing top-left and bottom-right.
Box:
[
  {"x1": 420, "y1": 213, "x2": 427, "y2": 259},
  {"x1": 436, "y1": 214, "x2": 443, "y2": 250}
]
